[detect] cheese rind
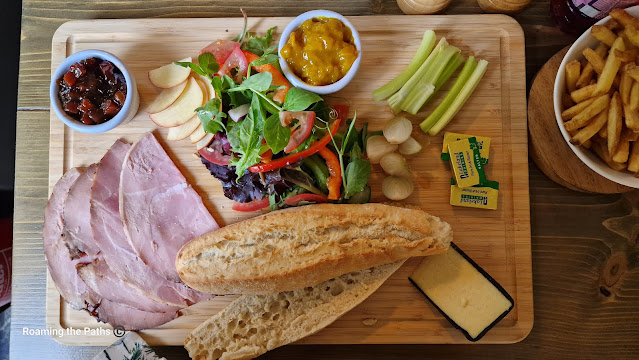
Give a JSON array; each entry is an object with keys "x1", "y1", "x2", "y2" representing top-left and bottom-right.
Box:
[{"x1": 409, "y1": 243, "x2": 513, "y2": 341}]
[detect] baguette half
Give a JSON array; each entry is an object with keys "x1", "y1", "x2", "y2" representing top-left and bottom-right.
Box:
[
  {"x1": 184, "y1": 260, "x2": 404, "y2": 360},
  {"x1": 176, "y1": 203, "x2": 452, "y2": 294}
]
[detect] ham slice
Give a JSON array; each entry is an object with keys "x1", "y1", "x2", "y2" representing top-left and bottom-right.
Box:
[
  {"x1": 63, "y1": 164, "x2": 101, "y2": 259},
  {"x1": 63, "y1": 162, "x2": 182, "y2": 314},
  {"x1": 77, "y1": 259, "x2": 181, "y2": 314},
  {"x1": 91, "y1": 139, "x2": 210, "y2": 306},
  {"x1": 119, "y1": 132, "x2": 219, "y2": 282},
  {"x1": 44, "y1": 167, "x2": 97, "y2": 310},
  {"x1": 45, "y1": 167, "x2": 175, "y2": 330}
]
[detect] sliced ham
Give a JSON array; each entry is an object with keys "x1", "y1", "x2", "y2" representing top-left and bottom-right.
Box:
[
  {"x1": 63, "y1": 164, "x2": 101, "y2": 259},
  {"x1": 119, "y1": 132, "x2": 219, "y2": 282},
  {"x1": 77, "y1": 259, "x2": 181, "y2": 314},
  {"x1": 90, "y1": 139, "x2": 210, "y2": 306},
  {"x1": 91, "y1": 300, "x2": 177, "y2": 330},
  {"x1": 45, "y1": 167, "x2": 179, "y2": 330},
  {"x1": 62, "y1": 163, "x2": 182, "y2": 315},
  {"x1": 44, "y1": 167, "x2": 98, "y2": 310}
]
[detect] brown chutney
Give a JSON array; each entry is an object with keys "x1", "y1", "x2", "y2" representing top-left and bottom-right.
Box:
[{"x1": 57, "y1": 57, "x2": 127, "y2": 125}]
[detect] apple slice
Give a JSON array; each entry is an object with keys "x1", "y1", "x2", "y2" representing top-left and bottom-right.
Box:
[
  {"x1": 167, "y1": 114, "x2": 201, "y2": 141},
  {"x1": 190, "y1": 124, "x2": 206, "y2": 144},
  {"x1": 195, "y1": 77, "x2": 209, "y2": 101},
  {"x1": 149, "y1": 57, "x2": 192, "y2": 89},
  {"x1": 195, "y1": 73, "x2": 216, "y2": 100},
  {"x1": 196, "y1": 133, "x2": 215, "y2": 150},
  {"x1": 146, "y1": 80, "x2": 188, "y2": 114},
  {"x1": 150, "y1": 77, "x2": 203, "y2": 127}
]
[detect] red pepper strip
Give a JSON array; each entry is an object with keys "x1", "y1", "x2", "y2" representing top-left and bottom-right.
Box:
[
  {"x1": 317, "y1": 147, "x2": 342, "y2": 200},
  {"x1": 231, "y1": 198, "x2": 270, "y2": 212},
  {"x1": 261, "y1": 149, "x2": 273, "y2": 163},
  {"x1": 243, "y1": 50, "x2": 290, "y2": 103},
  {"x1": 283, "y1": 193, "x2": 328, "y2": 206},
  {"x1": 248, "y1": 117, "x2": 342, "y2": 173}
]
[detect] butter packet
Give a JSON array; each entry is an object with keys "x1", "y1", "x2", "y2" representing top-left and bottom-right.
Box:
[
  {"x1": 450, "y1": 178, "x2": 499, "y2": 210},
  {"x1": 448, "y1": 137, "x2": 487, "y2": 188},
  {"x1": 441, "y1": 132, "x2": 491, "y2": 164}
]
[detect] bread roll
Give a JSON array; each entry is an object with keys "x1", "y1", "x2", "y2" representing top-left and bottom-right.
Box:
[
  {"x1": 184, "y1": 260, "x2": 404, "y2": 360},
  {"x1": 176, "y1": 203, "x2": 452, "y2": 294}
]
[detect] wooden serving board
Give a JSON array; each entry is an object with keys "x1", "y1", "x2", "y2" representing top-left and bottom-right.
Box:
[
  {"x1": 528, "y1": 46, "x2": 633, "y2": 193},
  {"x1": 47, "y1": 15, "x2": 531, "y2": 346}
]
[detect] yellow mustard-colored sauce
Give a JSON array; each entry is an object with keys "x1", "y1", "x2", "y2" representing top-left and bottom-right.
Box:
[{"x1": 281, "y1": 17, "x2": 359, "y2": 86}]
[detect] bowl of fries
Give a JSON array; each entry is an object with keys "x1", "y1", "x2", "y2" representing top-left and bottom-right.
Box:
[{"x1": 554, "y1": 6, "x2": 639, "y2": 188}]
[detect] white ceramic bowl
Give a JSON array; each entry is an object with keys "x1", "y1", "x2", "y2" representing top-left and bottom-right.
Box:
[
  {"x1": 554, "y1": 5, "x2": 639, "y2": 188},
  {"x1": 50, "y1": 49, "x2": 139, "y2": 133},
  {"x1": 278, "y1": 10, "x2": 362, "y2": 95}
]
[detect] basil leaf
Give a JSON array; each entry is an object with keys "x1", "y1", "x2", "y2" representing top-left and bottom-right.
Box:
[
  {"x1": 283, "y1": 87, "x2": 323, "y2": 111},
  {"x1": 197, "y1": 53, "x2": 220, "y2": 75},
  {"x1": 194, "y1": 98, "x2": 226, "y2": 134},
  {"x1": 264, "y1": 113, "x2": 291, "y2": 154},
  {"x1": 234, "y1": 72, "x2": 272, "y2": 93},
  {"x1": 250, "y1": 53, "x2": 279, "y2": 67},
  {"x1": 344, "y1": 158, "x2": 371, "y2": 199},
  {"x1": 174, "y1": 61, "x2": 207, "y2": 76}
]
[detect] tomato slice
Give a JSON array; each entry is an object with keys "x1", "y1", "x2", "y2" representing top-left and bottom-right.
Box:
[
  {"x1": 283, "y1": 194, "x2": 328, "y2": 206},
  {"x1": 231, "y1": 198, "x2": 270, "y2": 212},
  {"x1": 217, "y1": 47, "x2": 248, "y2": 83},
  {"x1": 280, "y1": 111, "x2": 316, "y2": 153},
  {"x1": 198, "y1": 135, "x2": 232, "y2": 165},
  {"x1": 200, "y1": 40, "x2": 240, "y2": 65}
]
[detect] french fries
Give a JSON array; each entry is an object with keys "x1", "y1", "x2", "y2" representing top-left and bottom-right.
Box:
[
  {"x1": 593, "y1": 37, "x2": 625, "y2": 96},
  {"x1": 561, "y1": 9, "x2": 639, "y2": 177},
  {"x1": 620, "y1": 63, "x2": 634, "y2": 104},
  {"x1": 591, "y1": 25, "x2": 617, "y2": 47},
  {"x1": 566, "y1": 60, "x2": 581, "y2": 92},
  {"x1": 583, "y1": 48, "x2": 605, "y2": 74},
  {"x1": 564, "y1": 94, "x2": 610, "y2": 132},
  {"x1": 608, "y1": 92, "x2": 623, "y2": 154}
]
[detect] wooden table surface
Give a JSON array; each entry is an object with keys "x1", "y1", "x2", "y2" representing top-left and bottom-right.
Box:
[{"x1": 11, "y1": 0, "x2": 639, "y2": 359}]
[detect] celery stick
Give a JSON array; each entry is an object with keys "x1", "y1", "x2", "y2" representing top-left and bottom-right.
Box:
[
  {"x1": 432, "y1": 52, "x2": 463, "y2": 96},
  {"x1": 387, "y1": 38, "x2": 449, "y2": 114},
  {"x1": 419, "y1": 57, "x2": 477, "y2": 133},
  {"x1": 426, "y1": 59, "x2": 488, "y2": 136},
  {"x1": 401, "y1": 45, "x2": 461, "y2": 115},
  {"x1": 372, "y1": 30, "x2": 436, "y2": 102}
]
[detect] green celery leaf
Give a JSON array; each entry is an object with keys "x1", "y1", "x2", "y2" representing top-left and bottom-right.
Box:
[
  {"x1": 264, "y1": 113, "x2": 291, "y2": 154},
  {"x1": 283, "y1": 87, "x2": 323, "y2": 111}
]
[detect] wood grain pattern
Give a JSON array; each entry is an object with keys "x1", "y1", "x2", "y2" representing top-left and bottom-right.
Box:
[
  {"x1": 13, "y1": 0, "x2": 639, "y2": 359},
  {"x1": 528, "y1": 46, "x2": 633, "y2": 194},
  {"x1": 45, "y1": 15, "x2": 530, "y2": 346}
]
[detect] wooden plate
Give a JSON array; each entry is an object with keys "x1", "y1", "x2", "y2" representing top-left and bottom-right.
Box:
[{"x1": 47, "y1": 15, "x2": 531, "y2": 345}]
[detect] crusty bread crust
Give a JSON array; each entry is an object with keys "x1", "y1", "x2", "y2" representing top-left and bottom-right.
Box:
[
  {"x1": 184, "y1": 261, "x2": 405, "y2": 360},
  {"x1": 176, "y1": 204, "x2": 452, "y2": 295}
]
